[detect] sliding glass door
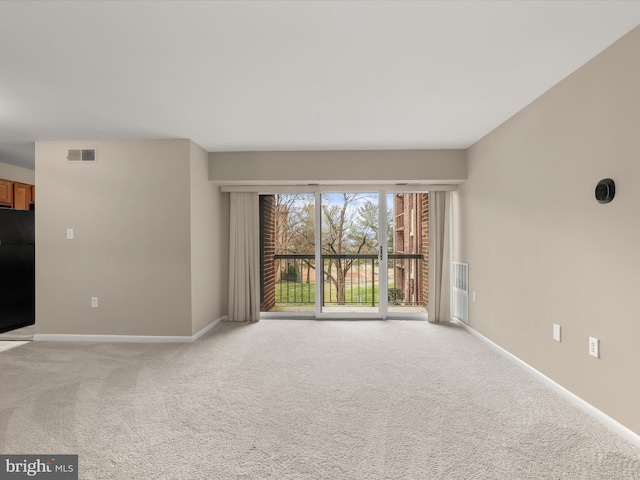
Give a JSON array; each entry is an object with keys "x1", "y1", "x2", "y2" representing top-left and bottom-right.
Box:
[
  {"x1": 319, "y1": 193, "x2": 385, "y2": 317},
  {"x1": 260, "y1": 190, "x2": 428, "y2": 318}
]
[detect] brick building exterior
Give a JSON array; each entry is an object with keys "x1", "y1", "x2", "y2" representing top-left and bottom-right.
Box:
[
  {"x1": 392, "y1": 193, "x2": 428, "y2": 307},
  {"x1": 259, "y1": 195, "x2": 276, "y2": 311}
]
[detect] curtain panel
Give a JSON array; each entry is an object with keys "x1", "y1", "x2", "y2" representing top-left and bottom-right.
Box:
[
  {"x1": 427, "y1": 191, "x2": 451, "y2": 323},
  {"x1": 228, "y1": 192, "x2": 261, "y2": 322}
]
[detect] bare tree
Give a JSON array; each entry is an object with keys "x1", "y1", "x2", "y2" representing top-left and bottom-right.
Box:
[
  {"x1": 322, "y1": 194, "x2": 379, "y2": 304},
  {"x1": 272, "y1": 193, "x2": 391, "y2": 304},
  {"x1": 274, "y1": 194, "x2": 315, "y2": 283},
  {"x1": 274, "y1": 194, "x2": 309, "y2": 254}
]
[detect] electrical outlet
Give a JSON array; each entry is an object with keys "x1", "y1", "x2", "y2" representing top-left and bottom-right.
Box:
[
  {"x1": 91, "y1": 297, "x2": 98, "y2": 308},
  {"x1": 589, "y1": 336, "x2": 599, "y2": 358},
  {"x1": 553, "y1": 324, "x2": 561, "y2": 342}
]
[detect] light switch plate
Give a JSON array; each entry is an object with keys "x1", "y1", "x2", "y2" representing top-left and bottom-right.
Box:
[
  {"x1": 66, "y1": 228, "x2": 74, "y2": 240},
  {"x1": 589, "y1": 336, "x2": 599, "y2": 358},
  {"x1": 553, "y1": 324, "x2": 561, "y2": 342}
]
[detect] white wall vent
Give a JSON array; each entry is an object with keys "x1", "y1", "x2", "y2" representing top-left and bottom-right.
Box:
[
  {"x1": 452, "y1": 262, "x2": 469, "y2": 324},
  {"x1": 67, "y1": 149, "x2": 97, "y2": 163}
]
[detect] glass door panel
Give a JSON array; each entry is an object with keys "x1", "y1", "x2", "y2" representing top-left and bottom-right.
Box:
[
  {"x1": 260, "y1": 193, "x2": 315, "y2": 313},
  {"x1": 320, "y1": 193, "x2": 382, "y2": 316},
  {"x1": 387, "y1": 193, "x2": 428, "y2": 314}
]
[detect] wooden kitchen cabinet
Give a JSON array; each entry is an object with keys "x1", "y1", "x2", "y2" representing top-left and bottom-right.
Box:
[
  {"x1": 0, "y1": 179, "x2": 13, "y2": 207},
  {"x1": 0, "y1": 179, "x2": 35, "y2": 210},
  {"x1": 13, "y1": 183, "x2": 33, "y2": 210}
]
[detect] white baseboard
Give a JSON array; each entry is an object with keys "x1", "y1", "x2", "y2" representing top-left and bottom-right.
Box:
[
  {"x1": 33, "y1": 316, "x2": 227, "y2": 344},
  {"x1": 452, "y1": 319, "x2": 640, "y2": 450},
  {"x1": 192, "y1": 315, "x2": 227, "y2": 341}
]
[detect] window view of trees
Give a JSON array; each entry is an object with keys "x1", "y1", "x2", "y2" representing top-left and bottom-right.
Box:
[
  {"x1": 273, "y1": 193, "x2": 389, "y2": 255},
  {"x1": 321, "y1": 193, "x2": 389, "y2": 305},
  {"x1": 274, "y1": 194, "x2": 314, "y2": 256},
  {"x1": 262, "y1": 192, "x2": 427, "y2": 312}
]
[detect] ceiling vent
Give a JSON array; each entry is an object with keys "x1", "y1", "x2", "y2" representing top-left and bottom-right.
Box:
[{"x1": 67, "y1": 149, "x2": 97, "y2": 163}]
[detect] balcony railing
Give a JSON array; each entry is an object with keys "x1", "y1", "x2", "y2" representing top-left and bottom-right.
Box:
[
  {"x1": 323, "y1": 254, "x2": 378, "y2": 306},
  {"x1": 272, "y1": 253, "x2": 424, "y2": 308},
  {"x1": 388, "y1": 254, "x2": 424, "y2": 307}
]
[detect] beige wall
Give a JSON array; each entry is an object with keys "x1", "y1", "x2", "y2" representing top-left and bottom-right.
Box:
[
  {"x1": 190, "y1": 141, "x2": 229, "y2": 334},
  {"x1": 210, "y1": 149, "x2": 466, "y2": 185},
  {"x1": 36, "y1": 140, "x2": 193, "y2": 336},
  {"x1": 455, "y1": 26, "x2": 640, "y2": 435},
  {"x1": 0, "y1": 161, "x2": 35, "y2": 184}
]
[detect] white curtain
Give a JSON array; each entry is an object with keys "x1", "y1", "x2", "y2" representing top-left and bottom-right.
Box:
[
  {"x1": 428, "y1": 191, "x2": 451, "y2": 323},
  {"x1": 228, "y1": 192, "x2": 261, "y2": 322}
]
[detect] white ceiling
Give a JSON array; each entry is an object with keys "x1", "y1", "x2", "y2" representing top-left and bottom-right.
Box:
[{"x1": 1, "y1": 1, "x2": 640, "y2": 170}]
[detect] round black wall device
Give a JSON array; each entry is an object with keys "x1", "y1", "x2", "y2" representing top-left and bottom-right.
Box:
[{"x1": 595, "y1": 178, "x2": 615, "y2": 204}]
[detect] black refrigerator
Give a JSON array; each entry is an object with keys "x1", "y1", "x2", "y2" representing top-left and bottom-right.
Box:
[{"x1": 0, "y1": 208, "x2": 35, "y2": 334}]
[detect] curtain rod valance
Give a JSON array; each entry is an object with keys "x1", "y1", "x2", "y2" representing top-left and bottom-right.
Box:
[{"x1": 220, "y1": 184, "x2": 458, "y2": 194}]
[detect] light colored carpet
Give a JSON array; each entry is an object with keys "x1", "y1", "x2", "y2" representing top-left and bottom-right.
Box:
[
  {"x1": 0, "y1": 324, "x2": 35, "y2": 341},
  {"x1": 0, "y1": 341, "x2": 29, "y2": 353},
  {"x1": 0, "y1": 320, "x2": 638, "y2": 479}
]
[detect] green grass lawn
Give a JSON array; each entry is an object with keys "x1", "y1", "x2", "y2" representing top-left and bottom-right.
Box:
[
  {"x1": 275, "y1": 281, "x2": 395, "y2": 306},
  {"x1": 275, "y1": 282, "x2": 316, "y2": 305}
]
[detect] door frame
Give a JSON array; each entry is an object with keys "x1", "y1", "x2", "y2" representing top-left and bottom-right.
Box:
[
  {"x1": 314, "y1": 191, "x2": 388, "y2": 319},
  {"x1": 242, "y1": 184, "x2": 454, "y2": 321}
]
